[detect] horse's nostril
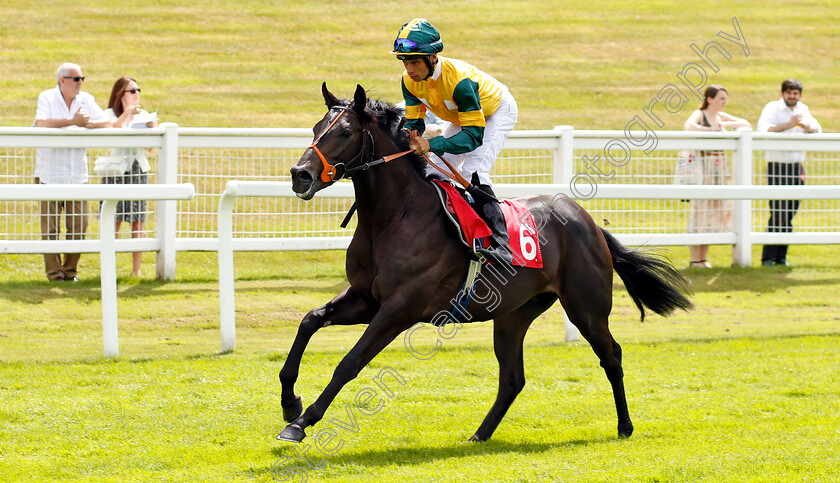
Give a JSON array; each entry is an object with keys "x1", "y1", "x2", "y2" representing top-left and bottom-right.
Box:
[
  {"x1": 291, "y1": 165, "x2": 312, "y2": 182},
  {"x1": 297, "y1": 170, "x2": 313, "y2": 184}
]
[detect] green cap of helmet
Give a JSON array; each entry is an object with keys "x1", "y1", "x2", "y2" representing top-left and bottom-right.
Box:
[{"x1": 390, "y1": 18, "x2": 443, "y2": 59}]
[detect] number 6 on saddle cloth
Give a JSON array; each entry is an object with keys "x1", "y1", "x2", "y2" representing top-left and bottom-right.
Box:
[{"x1": 432, "y1": 179, "x2": 543, "y2": 268}]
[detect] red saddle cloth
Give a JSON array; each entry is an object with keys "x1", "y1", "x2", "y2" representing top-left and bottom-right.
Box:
[{"x1": 431, "y1": 180, "x2": 543, "y2": 268}]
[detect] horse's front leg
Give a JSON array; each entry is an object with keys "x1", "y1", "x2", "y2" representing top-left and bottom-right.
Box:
[
  {"x1": 279, "y1": 286, "x2": 377, "y2": 422},
  {"x1": 277, "y1": 303, "x2": 416, "y2": 443}
]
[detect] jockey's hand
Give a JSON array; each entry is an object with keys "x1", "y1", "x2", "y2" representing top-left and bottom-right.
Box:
[{"x1": 409, "y1": 130, "x2": 431, "y2": 154}]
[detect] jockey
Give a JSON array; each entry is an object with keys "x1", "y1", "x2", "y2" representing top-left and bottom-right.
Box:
[{"x1": 391, "y1": 18, "x2": 519, "y2": 265}]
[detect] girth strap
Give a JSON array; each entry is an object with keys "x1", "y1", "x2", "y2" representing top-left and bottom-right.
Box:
[{"x1": 436, "y1": 259, "x2": 483, "y2": 326}]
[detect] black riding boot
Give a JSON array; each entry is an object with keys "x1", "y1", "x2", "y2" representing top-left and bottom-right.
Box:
[{"x1": 473, "y1": 183, "x2": 514, "y2": 265}]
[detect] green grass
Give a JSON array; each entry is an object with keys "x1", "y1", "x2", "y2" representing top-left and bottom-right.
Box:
[
  {"x1": 2, "y1": 335, "x2": 838, "y2": 482},
  {"x1": 1, "y1": 1, "x2": 838, "y2": 131},
  {"x1": 1, "y1": 246, "x2": 839, "y2": 481},
  {"x1": 2, "y1": 2, "x2": 840, "y2": 481}
]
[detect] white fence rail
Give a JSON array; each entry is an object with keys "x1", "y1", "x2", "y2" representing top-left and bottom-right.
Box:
[
  {"x1": 0, "y1": 183, "x2": 195, "y2": 356},
  {"x1": 215, "y1": 180, "x2": 840, "y2": 350},
  {"x1": 3, "y1": 125, "x2": 839, "y2": 263},
  {"x1": 3, "y1": 126, "x2": 840, "y2": 353},
  {"x1": 3, "y1": 125, "x2": 838, "y2": 260}
]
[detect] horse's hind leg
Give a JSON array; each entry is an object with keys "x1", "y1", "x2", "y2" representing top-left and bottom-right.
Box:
[
  {"x1": 470, "y1": 293, "x2": 558, "y2": 442},
  {"x1": 562, "y1": 289, "x2": 633, "y2": 438},
  {"x1": 279, "y1": 287, "x2": 377, "y2": 422},
  {"x1": 593, "y1": 334, "x2": 632, "y2": 438}
]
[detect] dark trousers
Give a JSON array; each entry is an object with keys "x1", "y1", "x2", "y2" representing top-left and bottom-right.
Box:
[{"x1": 761, "y1": 162, "x2": 804, "y2": 263}]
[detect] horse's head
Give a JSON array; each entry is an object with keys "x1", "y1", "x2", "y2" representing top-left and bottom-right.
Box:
[{"x1": 291, "y1": 83, "x2": 373, "y2": 200}]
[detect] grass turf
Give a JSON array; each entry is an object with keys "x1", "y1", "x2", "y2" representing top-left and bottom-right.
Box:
[
  {"x1": 1, "y1": 1, "x2": 838, "y2": 131},
  {"x1": 2, "y1": 1, "x2": 840, "y2": 481},
  {"x1": 1, "y1": 247, "x2": 839, "y2": 481}
]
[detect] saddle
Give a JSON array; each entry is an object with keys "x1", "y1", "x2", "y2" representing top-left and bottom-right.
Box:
[{"x1": 430, "y1": 179, "x2": 543, "y2": 268}]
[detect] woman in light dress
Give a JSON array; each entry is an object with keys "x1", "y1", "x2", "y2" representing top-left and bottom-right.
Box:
[
  {"x1": 102, "y1": 76, "x2": 157, "y2": 277},
  {"x1": 682, "y1": 85, "x2": 750, "y2": 268}
]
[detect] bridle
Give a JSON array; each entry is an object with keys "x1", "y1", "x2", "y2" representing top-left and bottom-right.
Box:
[
  {"x1": 307, "y1": 106, "x2": 366, "y2": 182},
  {"x1": 307, "y1": 103, "x2": 478, "y2": 196},
  {"x1": 307, "y1": 104, "x2": 415, "y2": 183}
]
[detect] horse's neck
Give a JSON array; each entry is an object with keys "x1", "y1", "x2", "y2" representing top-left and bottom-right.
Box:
[{"x1": 352, "y1": 135, "x2": 432, "y2": 231}]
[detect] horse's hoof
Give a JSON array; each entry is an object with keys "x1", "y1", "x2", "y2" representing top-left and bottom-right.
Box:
[
  {"x1": 276, "y1": 423, "x2": 306, "y2": 443},
  {"x1": 618, "y1": 422, "x2": 634, "y2": 438},
  {"x1": 468, "y1": 434, "x2": 487, "y2": 443},
  {"x1": 282, "y1": 395, "x2": 303, "y2": 422}
]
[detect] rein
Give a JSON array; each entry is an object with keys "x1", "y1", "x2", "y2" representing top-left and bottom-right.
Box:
[
  {"x1": 343, "y1": 149, "x2": 413, "y2": 176},
  {"x1": 421, "y1": 153, "x2": 471, "y2": 189},
  {"x1": 343, "y1": 147, "x2": 481, "y2": 198},
  {"x1": 309, "y1": 104, "x2": 491, "y2": 201},
  {"x1": 421, "y1": 152, "x2": 498, "y2": 202}
]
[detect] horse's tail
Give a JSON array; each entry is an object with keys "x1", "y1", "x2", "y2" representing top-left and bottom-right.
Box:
[{"x1": 600, "y1": 227, "x2": 694, "y2": 321}]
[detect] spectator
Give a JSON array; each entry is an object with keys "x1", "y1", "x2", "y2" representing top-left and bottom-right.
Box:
[
  {"x1": 683, "y1": 84, "x2": 750, "y2": 268},
  {"x1": 34, "y1": 62, "x2": 110, "y2": 282},
  {"x1": 757, "y1": 79, "x2": 822, "y2": 267},
  {"x1": 391, "y1": 18, "x2": 518, "y2": 265},
  {"x1": 101, "y1": 76, "x2": 157, "y2": 278}
]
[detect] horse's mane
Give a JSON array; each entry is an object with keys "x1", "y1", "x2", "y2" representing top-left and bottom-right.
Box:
[{"x1": 335, "y1": 96, "x2": 428, "y2": 177}]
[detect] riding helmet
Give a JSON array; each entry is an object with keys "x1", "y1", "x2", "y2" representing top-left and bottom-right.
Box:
[{"x1": 390, "y1": 18, "x2": 444, "y2": 60}]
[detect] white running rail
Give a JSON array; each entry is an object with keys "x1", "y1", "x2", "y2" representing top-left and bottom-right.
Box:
[{"x1": 0, "y1": 183, "x2": 196, "y2": 357}]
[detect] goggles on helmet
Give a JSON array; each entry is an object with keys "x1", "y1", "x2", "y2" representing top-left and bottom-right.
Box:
[{"x1": 393, "y1": 38, "x2": 443, "y2": 54}]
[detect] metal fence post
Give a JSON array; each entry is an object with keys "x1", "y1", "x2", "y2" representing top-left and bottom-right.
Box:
[
  {"x1": 732, "y1": 127, "x2": 753, "y2": 267},
  {"x1": 156, "y1": 122, "x2": 179, "y2": 280}
]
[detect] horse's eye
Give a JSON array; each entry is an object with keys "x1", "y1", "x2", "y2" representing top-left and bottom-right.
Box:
[{"x1": 341, "y1": 129, "x2": 353, "y2": 138}]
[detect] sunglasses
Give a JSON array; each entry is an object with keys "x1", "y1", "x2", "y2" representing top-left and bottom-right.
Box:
[
  {"x1": 62, "y1": 76, "x2": 85, "y2": 82},
  {"x1": 125, "y1": 88, "x2": 141, "y2": 94}
]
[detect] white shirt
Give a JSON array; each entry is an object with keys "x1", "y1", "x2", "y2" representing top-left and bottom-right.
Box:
[
  {"x1": 34, "y1": 87, "x2": 107, "y2": 184},
  {"x1": 757, "y1": 98, "x2": 822, "y2": 163},
  {"x1": 103, "y1": 108, "x2": 154, "y2": 172}
]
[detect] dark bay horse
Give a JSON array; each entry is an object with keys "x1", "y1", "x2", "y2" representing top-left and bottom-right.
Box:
[{"x1": 279, "y1": 83, "x2": 692, "y2": 443}]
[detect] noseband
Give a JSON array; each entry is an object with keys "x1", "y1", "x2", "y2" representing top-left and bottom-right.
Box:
[{"x1": 307, "y1": 105, "x2": 374, "y2": 183}]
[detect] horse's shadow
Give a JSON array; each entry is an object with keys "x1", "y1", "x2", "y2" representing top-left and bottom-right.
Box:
[
  {"x1": 676, "y1": 266, "x2": 840, "y2": 295},
  {"x1": 0, "y1": 279, "x2": 210, "y2": 305},
  {"x1": 266, "y1": 435, "x2": 618, "y2": 475},
  {"x1": 0, "y1": 279, "x2": 349, "y2": 305}
]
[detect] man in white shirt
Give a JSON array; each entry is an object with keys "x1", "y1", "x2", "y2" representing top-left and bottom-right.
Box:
[
  {"x1": 756, "y1": 79, "x2": 822, "y2": 267},
  {"x1": 34, "y1": 62, "x2": 110, "y2": 281}
]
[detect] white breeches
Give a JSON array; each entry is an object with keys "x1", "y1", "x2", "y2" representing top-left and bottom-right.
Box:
[{"x1": 428, "y1": 90, "x2": 518, "y2": 187}]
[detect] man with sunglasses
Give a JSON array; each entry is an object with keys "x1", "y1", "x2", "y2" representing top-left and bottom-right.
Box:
[
  {"x1": 391, "y1": 18, "x2": 519, "y2": 265},
  {"x1": 34, "y1": 62, "x2": 110, "y2": 282}
]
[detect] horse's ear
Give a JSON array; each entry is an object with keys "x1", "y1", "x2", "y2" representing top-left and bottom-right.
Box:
[
  {"x1": 322, "y1": 82, "x2": 338, "y2": 109},
  {"x1": 352, "y1": 84, "x2": 367, "y2": 118}
]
